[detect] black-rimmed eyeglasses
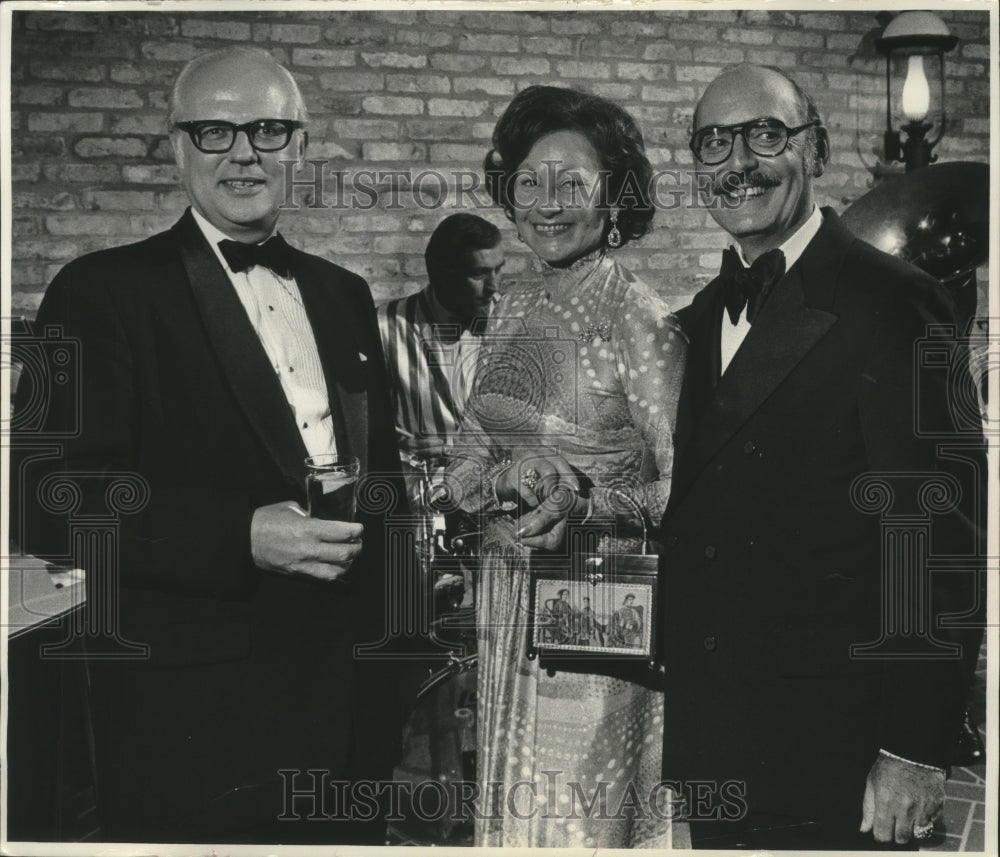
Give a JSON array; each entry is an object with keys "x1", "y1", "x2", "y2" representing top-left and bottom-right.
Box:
[
  {"x1": 690, "y1": 118, "x2": 820, "y2": 166},
  {"x1": 173, "y1": 119, "x2": 305, "y2": 154}
]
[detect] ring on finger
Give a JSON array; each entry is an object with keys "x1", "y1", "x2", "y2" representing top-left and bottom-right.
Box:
[
  {"x1": 521, "y1": 467, "x2": 540, "y2": 490},
  {"x1": 913, "y1": 823, "x2": 934, "y2": 840}
]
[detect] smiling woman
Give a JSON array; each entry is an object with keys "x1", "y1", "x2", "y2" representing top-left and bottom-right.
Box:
[{"x1": 445, "y1": 85, "x2": 687, "y2": 849}]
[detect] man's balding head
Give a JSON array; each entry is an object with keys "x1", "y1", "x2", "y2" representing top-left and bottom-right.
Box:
[{"x1": 167, "y1": 47, "x2": 308, "y2": 243}]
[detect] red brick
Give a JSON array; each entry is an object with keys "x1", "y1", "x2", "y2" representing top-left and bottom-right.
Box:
[
  {"x1": 12, "y1": 239, "x2": 83, "y2": 261},
  {"x1": 23, "y1": 12, "x2": 101, "y2": 31},
  {"x1": 26, "y1": 112, "x2": 103, "y2": 133},
  {"x1": 12, "y1": 164, "x2": 42, "y2": 183},
  {"x1": 362, "y1": 96, "x2": 424, "y2": 115},
  {"x1": 453, "y1": 77, "x2": 515, "y2": 97},
  {"x1": 149, "y1": 139, "x2": 176, "y2": 162},
  {"x1": 180, "y1": 19, "x2": 251, "y2": 40},
  {"x1": 387, "y1": 74, "x2": 451, "y2": 94},
  {"x1": 668, "y1": 23, "x2": 720, "y2": 42},
  {"x1": 465, "y1": 12, "x2": 552, "y2": 34},
  {"x1": 292, "y1": 48, "x2": 356, "y2": 68},
  {"x1": 429, "y1": 143, "x2": 484, "y2": 163},
  {"x1": 362, "y1": 142, "x2": 427, "y2": 161},
  {"x1": 29, "y1": 61, "x2": 104, "y2": 83},
  {"x1": 110, "y1": 114, "x2": 166, "y2": 135},
  {"x1": 130, "y1": 214, "x2": 179, "y2": 234},
  {"x1": 611, "y1": 20, "x2": 668, "y2": 38},
  {"x1": 492, "y1": 57, "x2": 550, "y2": 76},
  {"x1": 12, "y1": 191, "x2": 76, "y2": 211},
  {"x1": 550, "y1": 17, "x2": 603, "y2": 36},
  {"x1": 68, "y1": 88, "x2": 144, "y2": 109},
  {"x1": 12, "y1": 263, "x2": 48, "y2": 289},
  {"x1": 107, "y1": 14, "x2": 179, "y2": 36},
  {"x1": 13, "y1": 86, "x2": 63, "y2": 106},
  {"x1": 317, "y1": 71, "x2": 384, "y2": 92},
  {"x1": 776, "y1": 31, "x2": 825, "y2": 49},
  {"x1": 156, "y1": 190, "x2": 191, "y2": 212},
  {"x1": 523, "y1": 36, "x2": 576, "y2": 57},
  {"x1": 962, "y1": 43, "x2": 989, "y2": 60},
  {"x1": 431, "y1": 54, "x2": 488, "y2": 73},
  {"x1": 123, "y1": 165, "x2": 181, "y2": 184},
  {"x1": 798, "y1": 13, "x2": 846, "y2": 30},
  {"x1": 43, "y1": 163, "x2": 121, "y2": 184},
  {"x1": 642, "y1": 43, "x2": 695, "y2": 62},
  {"x1": 721, "y1": 27, "x2": 774, "y2": 45},
  {"x1": 109, "y1": 62, "x2": 179, "y2": 86},
  {"x1": 460, "y1": 34, "x2": 520, "y2": 53},
  {"x1": 140, "y1": 41, "x2": 198, "y2": 62},
  {"x1": 74, "y1": 137, "x2": 147, "y2": 159},
  {"x1": 395, "y1": 30, "x2": 455, "y2": 50},
  {"x1": 642, "y1": 85, "x2": 696, "y2": 103},
  {"x1": 693, "y1": 46, "x2": 745, "y2": 65},
  {"x1": 555, "y1": 61, "x2": 612, "y2": 80},
  {"x1": 362, "y1": 52, "x2": 428, "y2": 69},
  {"x1": 427, "y1": 98, "x2": 489, "y2": 118},
  {"x1": 253, "y1": 23, "x2": 321, "y2": 44},
  {"x1": 589, "y1": 83, "x2": 639, "y2": 101},
  {"x1": 81, "y1": 190, "x2": 156, "y2": 211},
  {"x1": 12, "y1": 136, "x2": 66, "y2": 157},
  {"x1": 618, "y1": 62, "x2": 672, "y2": 82},
  {"x1": 332, "y1": 119, "x2": 400, "y2": 140},
  {"x1": 47, "y1": 214, "x2": 132, "y2": 236},
  {"x1": 675, "y1": 65, "x2": 725, "y2": 84}
]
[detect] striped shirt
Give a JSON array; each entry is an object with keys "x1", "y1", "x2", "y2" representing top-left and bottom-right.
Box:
[
  {"x1": 191, "y1": 209, "x2": 337, "y2": 458},
  {"x1": 377, "y1": 287, "x2": 487, "y2": 460}
]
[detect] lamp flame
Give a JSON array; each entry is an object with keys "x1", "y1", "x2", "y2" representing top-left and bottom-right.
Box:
[{"x1": 902, "y1": 55, "x2": 931, "y2": 122}]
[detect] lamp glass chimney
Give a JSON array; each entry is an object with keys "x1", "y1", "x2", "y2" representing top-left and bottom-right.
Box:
[{"x1": 901, "y1": 54, "x2": 930, "y2": 122}]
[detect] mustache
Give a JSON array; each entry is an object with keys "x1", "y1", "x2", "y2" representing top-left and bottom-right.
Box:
[{"x1": 713, "y1": 171, "x2": 781, "y2": 195}]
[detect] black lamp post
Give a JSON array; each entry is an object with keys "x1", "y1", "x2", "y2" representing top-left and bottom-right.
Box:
[{"x1": 876, "y1": 11, "x2": 957, "y2": 172}]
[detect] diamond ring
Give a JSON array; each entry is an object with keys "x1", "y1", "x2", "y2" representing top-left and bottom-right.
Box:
[
  {"x1": 521, "y1": 468, "x2": 540, "y2": 490},
  {"x1": 913, "y1": 823, "x2": 934, "y2": 840}
]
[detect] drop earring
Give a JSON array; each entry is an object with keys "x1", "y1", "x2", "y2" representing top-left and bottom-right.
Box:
[{"x1": 607, "y1": 211, "x2": 622, "y2": 249}]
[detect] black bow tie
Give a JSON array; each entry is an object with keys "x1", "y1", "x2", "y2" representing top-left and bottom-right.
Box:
[
  {"x1": 218, "y1": 235, "x2": 292, "y2": 278},
  {"x1": 719, "y1": 247, "x2": 786, "y2": 325}
]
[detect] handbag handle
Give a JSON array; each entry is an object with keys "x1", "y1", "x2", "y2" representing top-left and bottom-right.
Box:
[{"x1": 608, "y1": 488, "x2": 654, "y2": 555}]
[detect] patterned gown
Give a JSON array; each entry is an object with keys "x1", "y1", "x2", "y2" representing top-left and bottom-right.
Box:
[{"x1": 447, "y1": 251, "x2": 688, "y2": 848}]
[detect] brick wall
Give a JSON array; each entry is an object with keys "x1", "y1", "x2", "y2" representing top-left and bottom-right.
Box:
[{"x1": 8, "y1": 8, "x2": 992, "y2": 317}]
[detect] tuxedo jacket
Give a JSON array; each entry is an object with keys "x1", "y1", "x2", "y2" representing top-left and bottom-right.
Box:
[
  {"x1": 658, "y1": 210, "x2": 986, "y2": 827},
  {"x1": 16, "y1": 209, "x2": 410, "y2": 841}
]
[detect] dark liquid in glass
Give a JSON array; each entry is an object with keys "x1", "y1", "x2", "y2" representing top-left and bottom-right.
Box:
[{"x1": 307, "y1": 474, "x2": 358, "y2": 521}]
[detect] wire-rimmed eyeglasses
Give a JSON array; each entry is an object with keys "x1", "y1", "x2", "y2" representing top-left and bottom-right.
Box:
[
  {"x1": 172, "y1": 119, "x2": 305, "y2": 154},
  {"x1": 690, "y1": 117, "x2": 820, "y2": 166}
]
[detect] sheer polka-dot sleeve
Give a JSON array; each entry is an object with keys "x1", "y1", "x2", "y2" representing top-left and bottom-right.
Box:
[{"x1": 589, "y1": 285, "x2": 687, "y2": 526}]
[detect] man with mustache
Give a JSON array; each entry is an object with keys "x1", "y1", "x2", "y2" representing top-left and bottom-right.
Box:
[
  {"x1": 658, "y1": 64, "x2": 985, "y2": 850},
  {"x1": 16, "y1": 47, "x2": 406, "y2": 843}
]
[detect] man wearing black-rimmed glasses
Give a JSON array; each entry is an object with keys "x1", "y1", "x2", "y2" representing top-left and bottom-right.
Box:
[
  {"x1": 16, "y1": 46, "x2": 407, "y2": 844},
  {"x1": 658, "y1": 64, "x2": 984, "y2": 850}
]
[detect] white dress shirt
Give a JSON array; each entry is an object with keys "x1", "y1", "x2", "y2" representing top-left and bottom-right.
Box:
[
  {"x1": 720, "y1": 206, "x2": 823, "y2": 374},
  {"x1": 191, "y1": 209, "x2": 338, "y2": 458}
]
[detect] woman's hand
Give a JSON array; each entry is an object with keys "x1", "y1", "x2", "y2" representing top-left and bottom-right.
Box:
[{"x1": 496, "y1": 453, "x2": 586, "y2": 550}]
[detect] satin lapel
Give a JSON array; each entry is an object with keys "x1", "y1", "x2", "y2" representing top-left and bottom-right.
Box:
[
  {"x1": 669, "y1": 213, "x2": 846, "y2": 509},
  {"x1": 293, "y1": 252, "x2": 369, "y2": 476},
  {"x1": 173, "y1": 212, "x2": 307, "y2": 489}
]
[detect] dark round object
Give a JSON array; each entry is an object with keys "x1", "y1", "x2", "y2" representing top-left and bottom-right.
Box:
[{"x1": 841, "y1": 161, "x2": 989, "y2": 284}]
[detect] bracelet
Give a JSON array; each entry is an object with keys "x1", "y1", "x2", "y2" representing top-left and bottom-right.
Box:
[
  {"x1": 879, "y1": 749, "x2": 946, "y2": 774},
  {"x1": 482, "y1": 456, "x2": 515, "y2": 512}
]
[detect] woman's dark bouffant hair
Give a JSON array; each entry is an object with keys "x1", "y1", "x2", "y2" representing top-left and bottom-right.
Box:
[{"x1": 483, "y1": 85, "x2": 654, "y2": 247}]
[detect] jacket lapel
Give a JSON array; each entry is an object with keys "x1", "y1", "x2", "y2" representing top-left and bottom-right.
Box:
[
  {"x1": 173, "y1": 211, "x2": 308, "y2": 490},
  {"x1": 293, "y1": 251, "x2": 369, "y2": 476},
  {"x1": 669, "y1": 210, "x2": 849, "y2": 509}
]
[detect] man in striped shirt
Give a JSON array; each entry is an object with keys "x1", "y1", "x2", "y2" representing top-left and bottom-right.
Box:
[{"x1": 378, "y1": 214, "x2": 504, "y2": 487}]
